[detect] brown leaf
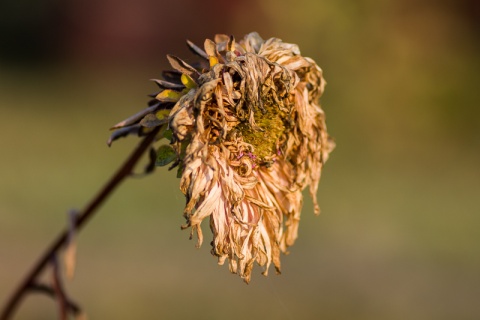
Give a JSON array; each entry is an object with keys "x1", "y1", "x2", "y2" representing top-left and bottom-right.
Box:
[
  {"x1": 151, "y1": 79, "x2": 185, "y2": 90},
  {"x1": 139, "y1": 113, "x2": 168, "y2": 128},
  {"x1": 166, "y1": 55, "x2": 200, "y2": 81},
  {"x1": 162, "y1": 70, "x2": 182, "y2": 82},
  {"x1": 110, "y1": 105, "x2": 159, "y2": 130},
  {"x1": 107, "y1": 125, "x2": 141, "y2": 146},
  {"x1": 186, "y1": 39, "x2": 208, "y2": 60}
]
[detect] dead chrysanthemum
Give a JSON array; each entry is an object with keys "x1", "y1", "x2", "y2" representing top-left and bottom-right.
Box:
[{"x1": 109, "y1": 32, "x2": 335, "y2": 283}]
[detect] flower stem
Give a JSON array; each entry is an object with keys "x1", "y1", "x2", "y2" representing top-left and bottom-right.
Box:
[{"x1": 0, "y1": 128, "x2": 160, "y2": 320}]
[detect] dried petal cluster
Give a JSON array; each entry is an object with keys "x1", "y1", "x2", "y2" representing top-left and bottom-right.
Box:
[{"x1": 110, "y1": 32, "x2": 334, "y2": 283}]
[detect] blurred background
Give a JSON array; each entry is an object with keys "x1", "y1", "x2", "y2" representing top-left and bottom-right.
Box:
[{"x1": 1, "y1": 0, "x2": 479, "y2": 319}]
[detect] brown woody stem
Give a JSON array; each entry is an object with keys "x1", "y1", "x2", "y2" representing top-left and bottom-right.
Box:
[{"x1": 0, "y1": 128, "x2": 159, "y2": 320}]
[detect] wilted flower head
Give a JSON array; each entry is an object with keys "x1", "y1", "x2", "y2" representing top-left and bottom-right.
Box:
[{"x1": 110, "y1": 32, "x2": 334, "y2": 283}]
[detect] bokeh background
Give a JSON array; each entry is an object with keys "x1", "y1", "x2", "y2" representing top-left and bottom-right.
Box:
[{"x1": 1, "y1": 0, "x2": 479, "y2": 319}]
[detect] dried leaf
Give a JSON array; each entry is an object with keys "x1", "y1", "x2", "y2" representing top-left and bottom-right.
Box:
[
  {"x1": 110, "y1": 105, "x2": 159, "y2": 130},
  {"x1": 166, "y1": 55, "x2": 200, "y2": 80},
  {"x1": 107, "y1": 125, "x2": 141, "y2": 146},
  {"x1": 151, "y1": 79, "x2": 184, "y2": 90},
  {"x1": 162, "y1": 70, "x2": 182, "y2": 82},
  {"x1": 186, "y1": 39, "x2": 208, "y2": 60},
  {"x1": 139, "y1": 113, "x2": 168, "y2": 128},
  {"x1": 156, "y1": 89, "x2": 183, "y2": 102}
]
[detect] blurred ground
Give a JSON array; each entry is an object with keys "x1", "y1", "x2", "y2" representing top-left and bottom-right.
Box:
[{"x1": 1, "y1": 0, "x2": 479, "y2": 319}]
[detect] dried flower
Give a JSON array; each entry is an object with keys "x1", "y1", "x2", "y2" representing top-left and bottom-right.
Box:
[{"x1": 110, "y1": 32, "x2": 334, "y2": 283}]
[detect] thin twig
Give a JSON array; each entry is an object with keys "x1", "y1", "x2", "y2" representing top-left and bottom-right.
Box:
[
  {"x1": 0, "y1": 128, "x2": 159, "y2": 320},
  {"x1": 29, "y1": 283, "x2": 82, "y2": 315},
  {"x1": 51, "y1": 255, "x2": 68, "y2": 320}
]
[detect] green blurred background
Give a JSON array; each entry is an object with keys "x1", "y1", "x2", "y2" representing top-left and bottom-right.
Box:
[{"x1": 1, "y1": 0, "x2": 479, "y2": 319}]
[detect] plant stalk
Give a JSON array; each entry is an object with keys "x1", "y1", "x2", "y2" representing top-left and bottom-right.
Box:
[{"x1": 0, "y1": 128, "x2": 159, "y2": 320}]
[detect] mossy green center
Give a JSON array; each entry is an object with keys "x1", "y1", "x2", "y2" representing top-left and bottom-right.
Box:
[{"x1": 237, "y1": 103, "x2": 286, "y2": 163}]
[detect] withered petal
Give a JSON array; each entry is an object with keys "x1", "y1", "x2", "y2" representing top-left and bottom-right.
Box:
[
  {"x1": 166, "y1": 55, "x2": 201, "y2": 81},
  {"x1": 110, "y1": 32, "x2": 334, "y2": 283},
  {"x1": 186, "y1": 39, "x2": 209, "y2": 60}
]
